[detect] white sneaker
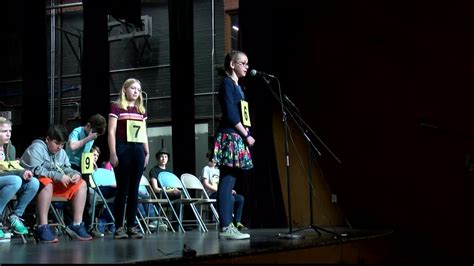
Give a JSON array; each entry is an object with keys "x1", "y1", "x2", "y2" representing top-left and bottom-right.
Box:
[
  {"x1": 148, "y1": 221, "x2": 158, "y2": 230},
  {"x1": 218, "y1": 223, "x2": 250, "y2": 240},
  {"x1": 0, "y1": 232, "x2": 11, "y2": 243},
  {"x1": 157, "y1": 222, "x2": 168, "y2": 232}
]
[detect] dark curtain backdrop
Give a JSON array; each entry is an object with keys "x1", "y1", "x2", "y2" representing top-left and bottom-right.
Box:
[
  {"x1": 238, "y1": 0, "x2": 288, "y2": 229},
  {"x1": 240, "y1": 0, "x2": 474, "y2": 262}
]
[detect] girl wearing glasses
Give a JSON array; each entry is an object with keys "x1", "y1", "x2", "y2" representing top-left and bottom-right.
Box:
[{"x1": 212, "y1": 50, "x2": 255, "y2": 240}]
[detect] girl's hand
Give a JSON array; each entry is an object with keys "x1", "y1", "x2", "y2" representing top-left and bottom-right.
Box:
[
  {"x1": 144, "y1": 153, "x2": 150, "y2": 168},
  {"x1": 246, "y1": 136, "x2": 255, "y2": 147},
  {"x1": 23, "y1": 170, "x2": 33, "y2": 181},
  {"x1": 110, "y1": 154, "x2": 119, "y2": 167}
]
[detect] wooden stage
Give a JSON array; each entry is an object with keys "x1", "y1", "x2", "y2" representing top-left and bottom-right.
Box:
[{"x1": 0, "y1": 226, "x2": 395, "y2": 264}]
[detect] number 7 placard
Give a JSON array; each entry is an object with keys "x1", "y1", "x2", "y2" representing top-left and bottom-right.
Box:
[{"x1": 126, "y1": 120, "x2": 147, "y2": 143}]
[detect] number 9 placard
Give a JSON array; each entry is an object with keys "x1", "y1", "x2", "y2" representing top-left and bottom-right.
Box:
[{"x1": 81, "y1": 152, "x2": 94, "y2": 174}]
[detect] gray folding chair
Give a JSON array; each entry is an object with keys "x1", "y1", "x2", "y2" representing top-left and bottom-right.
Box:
[
  {"x1": 136, "y1": 176, "x2": 175, "y2": 234},
  {"x1": 180, "y1": 173, "x2": 219, "y2": 231},
  {"x1": 157, "y1": 172, "x2": 204, "y2": 232},
  {"x1": 89, "y1": 168, "x2": 116, "y2": 232}
]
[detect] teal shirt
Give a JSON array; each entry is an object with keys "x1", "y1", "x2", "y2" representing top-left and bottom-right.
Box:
[{"x1": 65, "y1": 126, "x2": 94, "y2": 167}]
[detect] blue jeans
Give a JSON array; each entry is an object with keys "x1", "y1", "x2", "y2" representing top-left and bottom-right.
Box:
[
  {"x1": 96, "y1": 186, "x2": 116, "y2": 231},
  {"x1": 210, "y1": 192, "x2": 244, "y2": 224},
  {"x1": 0, "y1": 175, "x2": 39, "y2": 217},
  {"x1": 217, "y1": 166, "x2": 244, "y2": 228},
  {"x1": 137, "y1": 202, "x2": 157, "y2": 218}
]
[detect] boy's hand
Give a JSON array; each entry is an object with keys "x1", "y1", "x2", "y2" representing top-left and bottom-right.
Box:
[{"x1": 70, "y1": 174, "x2": 81, "y2": 183}]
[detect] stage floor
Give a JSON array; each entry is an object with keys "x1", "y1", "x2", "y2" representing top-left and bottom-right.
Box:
[{"x1": 0, "y1": 226, "x2": 392, "y2": 264}]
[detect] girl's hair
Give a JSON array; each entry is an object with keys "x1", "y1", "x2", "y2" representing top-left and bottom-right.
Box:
[
  {"x1": 91, "y1": 145, "x2": 100, "y2": 155},
  {"x1": 46, "y1": 124, "x2": 69, "y2": 142},
  {"x1": 117, "y1": 78, "x2": 146, "y2": 114},
  {"x1": 224, "y1": 50, "x2": 246, "y2": 74},
  {"x1": 0, "y1": 117, "x2": 12, "y2": 126},
  {"x1": 0, "y1": 117, "x2": 12, "y2": 158}
]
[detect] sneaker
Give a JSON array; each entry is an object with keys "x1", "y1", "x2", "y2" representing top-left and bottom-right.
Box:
[
  {"x1": 127, "y1": 225, "x2": 144, "y2": 239},
  {"x1": 219, "y1": 223, "x2": 250, "y2": 240},
  {"x1": 158, "y1": 222, "x2": 168, "y2": 232},
  {"x1": 148, "y1": 221, "x2": 158, "y2": 232},
  {"x1": 0, "y1": 230, "x2": 11, "y2": 243},
  {"x1": 105, "y1": 224, "x2": 116, "y2": 235},
  {"x1": 36, "y1": 224, "x2": 59, "y2": 243},
  {"x1": 8, "y1": 215, "x2": 28, "y2": 235},
  {"x1": 97, "y1": 221, "x2": 106, "y2": 234},
  {"x1": 235, "y1": 222, "x2": 248, "y2": 231},
  {"x1": 67, "y1": 223, "x2": 93, "y2": 241},
  {"x1": 0, "y1": 224, "x2": 4, "y2": 239},
  {"x1": 0, "y1": 225, "x2": 7, "y2": 243},
  {"x1": 90, "y1": 228, "x2": 104, "y2": 238},
  {"x1": 113, "y1": 226, "x2": 128, "y2": 239}
]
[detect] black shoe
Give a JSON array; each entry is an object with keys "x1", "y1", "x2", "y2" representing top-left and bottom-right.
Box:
[
  {"x1": 113, "y1": 227, "x2": 128, "y2": 239},
  {"x1": 127, "y1": 226, "x2": 143, "y2": 239}
]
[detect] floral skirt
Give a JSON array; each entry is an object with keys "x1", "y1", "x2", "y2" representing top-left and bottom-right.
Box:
[{"x1": 212, "y1": 132, "x2": 253, "y2": 170}]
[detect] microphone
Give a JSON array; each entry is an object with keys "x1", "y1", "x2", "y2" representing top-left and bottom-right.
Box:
[{"x1": 250, "y1": 69, "x2": 276, "y2": 79}]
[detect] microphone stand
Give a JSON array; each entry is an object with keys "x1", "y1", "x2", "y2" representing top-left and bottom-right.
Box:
[
  {"x1": 262, "y1": 76, "x2": 343, "y2": 239},
  {"x1": 284, "y1": 95, "x2": 348, "y2": 239},
  {"x1": 261, "y1": 76, "x2": 302, "y2": 239}
]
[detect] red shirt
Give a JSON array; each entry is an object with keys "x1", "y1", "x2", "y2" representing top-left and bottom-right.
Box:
[{"x1": 109, "y1": 102, "x2": 148, "y2": 142}]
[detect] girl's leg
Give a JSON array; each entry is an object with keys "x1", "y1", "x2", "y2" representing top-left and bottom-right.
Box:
[
  {"x1": 217, "y1": 166, "x2": 236, "y2": 228},
  {"x1": 125, "y1": 144, "x2": 145, "y2": 228},
  {"x1": 12, "y1": 178, "x2": 40, "y2": 217},
  {"x1": 0, "y1": 175, "x2": 22, "y2": 213}
]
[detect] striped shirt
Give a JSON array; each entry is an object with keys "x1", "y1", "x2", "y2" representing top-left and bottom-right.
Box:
[{"x1": 109, "y1": 102, "x2": 148, "y2": 141}]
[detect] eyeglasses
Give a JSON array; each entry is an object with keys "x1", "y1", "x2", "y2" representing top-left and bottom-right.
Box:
[{"x1": 235, "y1": 61, "x2": 249, "y2": 68}]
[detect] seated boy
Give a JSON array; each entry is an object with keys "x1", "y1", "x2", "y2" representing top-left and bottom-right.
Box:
[
  {"x1": 149, "y1": 148, "x2": 181, "y2": 197},
  {"x1": 20, "y1": 125, "x2": 92, "y2": 243},
  {"x1": 89, "y1": 145, "x2": 115, "y2": 237}
]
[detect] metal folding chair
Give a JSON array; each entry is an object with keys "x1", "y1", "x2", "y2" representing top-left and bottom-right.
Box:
[
  {"x1": 180, "y1": 173, "x2": 219, "y2": 231},
  {"x1": 136, "y1": 176, "x2": 175, "y2": 234},
  {"x1": 157, "y1": 172, "x2": 204, "y2": 232},
  {"x1": 89, "y1": 168, "x2": 116, "y2": 232}
]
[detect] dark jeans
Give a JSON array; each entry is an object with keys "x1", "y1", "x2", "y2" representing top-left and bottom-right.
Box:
[
  {"x1": 96, "y1": 186, "x2": 116, "y2": 223},
  {"x1": 209, "y1": 191, "x2": 244, "y2": 224},
  {"x1": 216, "y1": 166, "x2": 243, "y2": 228},
  {"x1": 113, "y1": 141, "x2": 145, "y2": 228}
]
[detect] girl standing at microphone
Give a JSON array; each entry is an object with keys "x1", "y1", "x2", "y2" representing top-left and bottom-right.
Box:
[{"x1": 212, "y1": 50, "x2": 254, "y2": 240}]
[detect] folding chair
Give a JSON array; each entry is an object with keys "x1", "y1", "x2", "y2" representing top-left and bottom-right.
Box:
[
  {"x1": 157, "y1": 172, "x2": 205, "y2": 232},
  {"x1": 180, "y1": 173, "x2": 219, "y2": 231},
  {"x1": 136, "y1": 176, "x2": 175, "y2": 234},
  {"x1": 89, "y1": 168, "x2": 116, "y2": 232},
  {"x1": 49, "y1": 196, "x2": 73, "y2": 239}
]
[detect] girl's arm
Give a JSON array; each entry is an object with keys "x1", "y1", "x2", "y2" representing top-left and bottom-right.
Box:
[{"x1": 108, "y1": 116, "x2": 118, "y2": 167}]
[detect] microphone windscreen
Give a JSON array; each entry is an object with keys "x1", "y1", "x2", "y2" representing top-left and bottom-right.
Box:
[{"x1": 250, "y1": 69, "x2": 257, "y2": 76}]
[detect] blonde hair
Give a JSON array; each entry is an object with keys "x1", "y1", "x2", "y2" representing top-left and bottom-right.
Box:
[
  {"x1": 116, "y1": 78, "x2": 146, "y2": 114},
  {"x1": 0, "y1": 117, "x2": 12, "y2": 157},
  {"x1": 0, "y1": 117, "x2": 12, "y2": 126},
  {"x1": 224, "y1": 50, "x2": 247, "y2": 74}
]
